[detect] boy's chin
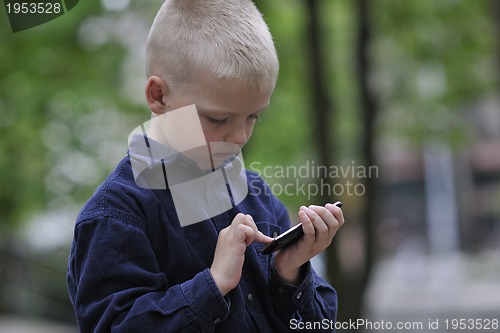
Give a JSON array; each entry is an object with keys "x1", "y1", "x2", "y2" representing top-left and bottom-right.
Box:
[{"x1": 193, "y1": 153, "x2": 236, "y2": 171}]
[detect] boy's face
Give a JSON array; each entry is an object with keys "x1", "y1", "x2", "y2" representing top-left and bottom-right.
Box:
[{"x1": 163, "y1": 79, "x2": 273, "y2": 166}]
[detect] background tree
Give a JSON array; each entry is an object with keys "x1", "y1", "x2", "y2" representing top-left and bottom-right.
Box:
[
  {"x1": 331, "y1": 0, "x2": 379, "y2": 325},
  {"x1": 494, "y1": 0, "x2": 500, "y2": 82},
  {"x1": 1, "y1": 0, "x2": 499, "y2": 327}
]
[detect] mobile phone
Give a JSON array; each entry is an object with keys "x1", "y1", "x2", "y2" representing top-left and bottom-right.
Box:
[{"x1": 261, "y1": 201, "x2": 343, "y2": 255}]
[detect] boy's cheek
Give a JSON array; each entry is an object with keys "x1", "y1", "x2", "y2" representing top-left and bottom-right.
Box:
[{"x1": 199, "y1": 126, "x2": 220, "y2": 144}]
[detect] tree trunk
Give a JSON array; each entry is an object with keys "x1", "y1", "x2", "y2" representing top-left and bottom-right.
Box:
[
  {"x1": 303, "y1": 0, "x2": 345, "y2": 307},
  {"x1": 330, "y1": 0, "x2": 379, "y2": 327},
  {"x1": 303, "y1": 0, "x2": 341, "y2": 283},
  {"x1": 354, "y1": 0, "x2": 378, "y2": 323},
  {"x1": 304, "y1": 0, "x2": 334, "y2": 181},
  {"x1": 304, "y1": 0, "x2": 378, "y2": 329},
  {"x1": 493, "y1": 0, "x2": 500, "y2": 82}
]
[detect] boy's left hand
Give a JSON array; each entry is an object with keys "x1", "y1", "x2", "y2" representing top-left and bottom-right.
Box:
[{"x1": 273, "y1": 203, "x2": 345, "y2": 284}]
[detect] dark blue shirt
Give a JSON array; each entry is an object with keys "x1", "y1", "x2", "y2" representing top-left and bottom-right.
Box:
[{"x1": 67, "y1": 156, "x2": 338, "y2": 332}]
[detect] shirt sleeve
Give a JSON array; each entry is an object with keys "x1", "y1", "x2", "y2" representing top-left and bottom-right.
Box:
[
  {"x1": 267, "y1": 196, "x2": 338, "y2": 332},
  {"x1": 67, "y1": 216, "x2": 229, "y2": 332},
  {"x1": 269, "y1": 260, "x2": 338, "y2": 331}
]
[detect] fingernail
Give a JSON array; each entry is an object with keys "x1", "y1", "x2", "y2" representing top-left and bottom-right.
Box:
[{"x1": 302, "y1": 206, "x2": 311, "y2": 213}]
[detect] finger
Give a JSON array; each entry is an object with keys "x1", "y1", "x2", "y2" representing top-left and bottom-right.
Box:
[
  {"x1": 243, "y1": 214, "x2": 258, "y2": 232},
  {"x1": 231, "y1": 213, "x2": 248, "y2": 226},
  {"x1": 308, "y1": 205, "x2": 340, "y2": 239},
  {"x1": 301, "y1": 206, "x2": 331, "y2": 249},
  {"x1": 231, "y1": 213, "x2": 254, "y2": 229},
  {"x1": 298, "y1": 206, "x2": 315, "y2": 239},
  {"x1": 236, "y1": 214, "x2": 268, "y2": 245},
  {"x1": 325, "y1": 202, "x2": 345, "y2": 226},
  {"x1": 230, "y1": 214, "x2": 256, "y2": 245},
  {"x1": 241, "y1": 214, "x2": 274, "y2": 244},
  {"x1": 311, "y1": 206, "x2": 340, "y2": 246},
  {"x1": 241, "y1": 214, "x2": 259, "y2": 244},
  {"x1": 304, "y1": 206, "x2": 329, "y2": 235},
  {"x1": 237, "y1": 223, "x2": 258, "y2": 246}
]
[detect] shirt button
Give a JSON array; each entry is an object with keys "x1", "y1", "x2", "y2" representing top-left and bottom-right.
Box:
[
  {"x1": 213, "y1": 317, "x2": 220, "y2": 324},
  {"x1": 277, "y1": 287, "x2": 284, "y2": 294},
  {"x1": 247, "y1": 293, "x2": 254, "y2": 302},
  {"x1": 296, "y1": 291, "x2": 302, "y2": 299},
  {"x1": 272, "y1": 231, "x2": 278, "y2": 238}
]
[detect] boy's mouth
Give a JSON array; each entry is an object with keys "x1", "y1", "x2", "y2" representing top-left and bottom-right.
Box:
[{"x1": 208, "y1": 142, "x2": 241, "y2": 160}]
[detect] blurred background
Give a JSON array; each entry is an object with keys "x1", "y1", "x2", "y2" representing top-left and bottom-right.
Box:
[{"x1": 1, "y1": 0, "x2": 499, "y2": 332}]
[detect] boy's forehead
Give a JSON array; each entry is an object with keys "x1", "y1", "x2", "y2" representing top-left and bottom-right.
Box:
[
  {"x1": 187, "y1": 74, "x2": 268, "y2": 94},
  {"x1": 175, "y1": 78, "x2": 273, "y2": 113}
]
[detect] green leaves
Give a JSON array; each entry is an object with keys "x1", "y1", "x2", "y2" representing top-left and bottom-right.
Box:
[{"x1": 1, "y1": 0, "x2": 497, "y2": 226}]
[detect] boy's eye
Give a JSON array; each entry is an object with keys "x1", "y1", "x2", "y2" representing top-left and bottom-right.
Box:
[
  {"x1": 208, "y1": 117, "x2": 228, "y2": 125},
  {"x1": 248, "y1": 114, "x2": 260, "y2": 122}
]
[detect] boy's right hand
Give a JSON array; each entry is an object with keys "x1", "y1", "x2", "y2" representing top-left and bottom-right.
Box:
[{"x1": 210, "y1": 213, "x2": 272, "y2": 296}]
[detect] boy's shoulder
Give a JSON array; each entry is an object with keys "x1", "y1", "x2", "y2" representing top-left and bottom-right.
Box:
[
  {"x1": 76, "y1": 156, "x2": 163, "y2": 228},
  {"x1": 244, "y1": 169, "x2": 287, "y2": 213},
  {"x1": 245, "y1": 169, "x2": 272, "y2": 194}
]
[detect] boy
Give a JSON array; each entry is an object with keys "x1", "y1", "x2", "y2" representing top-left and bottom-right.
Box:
[{"x1": 67, "y1": 0, "x2": 345, "y2": 332}]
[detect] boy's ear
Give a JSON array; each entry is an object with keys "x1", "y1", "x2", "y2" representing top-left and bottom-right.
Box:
[{"x1": 145, "y1": 76, "x2": 169, "y2": 115}]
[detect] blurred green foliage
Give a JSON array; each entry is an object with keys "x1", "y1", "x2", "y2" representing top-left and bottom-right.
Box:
[
  {"x1": 0, "y1": 0, "x2": 498, "y2": 228},
  {"x1": 372, "y1": 0, "x2": 497, "y2": 145},
  {"x1": 0, "y1": 0, "x2": 498, "y2": 326},
  {"x1": 0, "y1": 1, "x2": 141, "y2": 226}
]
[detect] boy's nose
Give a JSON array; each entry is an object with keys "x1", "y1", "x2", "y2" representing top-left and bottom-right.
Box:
[{"x1": 226, "y1": 127, "x2": 248, "y2": 146}]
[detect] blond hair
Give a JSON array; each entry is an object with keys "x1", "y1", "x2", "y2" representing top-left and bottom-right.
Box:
[{"x1": 145, "y1": 0, "x2": 279, "y2": 93}]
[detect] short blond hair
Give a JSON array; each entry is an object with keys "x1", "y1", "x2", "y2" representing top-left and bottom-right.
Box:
[{"x1": 145, "y1": 0, "x2": 279, "y2": 93}]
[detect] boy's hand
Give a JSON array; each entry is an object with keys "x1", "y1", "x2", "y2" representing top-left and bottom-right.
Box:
[
  {"x1": 274, "y1": 203, "x2": 345, "y2": 284},
  {"x1": 210, "y1": 213, "x2": 272, "y2": 296}
]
